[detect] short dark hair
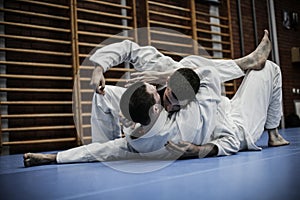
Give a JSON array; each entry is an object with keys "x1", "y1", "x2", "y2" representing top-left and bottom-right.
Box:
[
  {"x1": 120, "y1": 82, "x2": 156, "y2": 126},
  {"x1": 168, "y1": 68, "x2": 200, "y2": 102}
]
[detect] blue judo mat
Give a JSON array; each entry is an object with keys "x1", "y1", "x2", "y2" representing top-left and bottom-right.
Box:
[{"x1": 1, "y1": 128, "x2": 300, "y2": 200}]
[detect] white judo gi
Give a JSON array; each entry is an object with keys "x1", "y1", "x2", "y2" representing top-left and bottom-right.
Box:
[{"x1": 56, "y1": 40, "x2": 282, "y2": 163}]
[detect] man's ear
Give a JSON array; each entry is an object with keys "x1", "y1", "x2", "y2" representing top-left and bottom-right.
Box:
[{"x1": 152, "y1": 103, "x2": 162, "y2": 114}]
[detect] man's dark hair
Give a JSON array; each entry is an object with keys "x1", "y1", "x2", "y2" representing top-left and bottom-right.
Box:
[
  {"x1": 120, "y1": 82, "x2": 156, "y2": 126},
  {"x1": 168, "y1": 68, "x2": 200, "y2": 102}
]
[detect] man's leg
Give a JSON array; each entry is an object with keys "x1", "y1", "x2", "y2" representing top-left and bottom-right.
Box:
[
  {"x1": 91, "y1": 85, "x2": 126, "y2": 143},
  {"x1": 194, "y1": 30, "x2": 272, "y2": 83},
  {"x1": 230, "y1": 61, "x2": 289, "y2": 148},
  {"x1": 234, "y1": 30, "x2": 271, "y2": 71}
]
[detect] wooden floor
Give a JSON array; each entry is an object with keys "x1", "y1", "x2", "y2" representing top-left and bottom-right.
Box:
[{"x1": 0, "y1": 128, "x2": 300, "y2": 200}]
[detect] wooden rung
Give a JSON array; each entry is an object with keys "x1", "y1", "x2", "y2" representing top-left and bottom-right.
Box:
[
  {"x1": 83, "y1": 0, "x2": 132, "y2": 9},
  {"x1": 159, "y1": 50, "x2": 193, "y2": 57},
  {"x1": 79, "y1": 66, "x2": 135, "y2": 72},
  {"x1": 0, "y1": 8, "x2": 69, "y2": 21},
  {"x1": 80, "y1": 77, "x2": 128, "y2": 82},
  {"x1": 82, "y1": 113, "x2": 92, "y2": 117},
  {"x1": 1, "y1": 138, "x2": 76, "y2": 146},
  {"x1": 77, "y1": 19, "x2": 133, "y2": 30},
  {"x1": 224, "y1": 83, "x2": 235, "y2": 87},
  {"x1": 196, "y1": 19, "x2": 229, "y2": 29},
  {"x1": 0, "y1": 88, "x2": 72, "y2": 93},
  {"x1": 225, "y1": 91, "x2": 235, "y2": 95},
  {"x1": 150, "y1": 20, "x2": 191, "y2": 30},
  {"x1": 150, "y1": 29, "x2": 192, "y2": 39},
  {"x1": 0, "y1": 101, "x2": 72, "y2": 105},
  {"x1": 198, "y1": 38, "x2": 230, "y2": 45},
  {"x1": 78, "y1": 42, "x2": 104, "y2": 48},
  {"x1": 82, "y1": 124, "x2": 91, "y2": 129},
  {"x1": 1, "y1": 125, "x2": 75, "y2": 132},
  {"x1": 77, "y1": 31, "x2": 133, "y2": 40},
  {"x1": 76, "y1": 8, "x2": 132, "y2": 20},
  {"x1": 83, "y1": 136, "x2": 92, "y2": 141},
  {"x1": 196, "y1": 29, "x2": 230, "y2": 37},
  {"x1": 149, "y1": 10, "x2": 191, "y2": 20},
  {"x1": 0, "y1": 74, "x2": 73, "y2": 81},
  {"x1": 0, "y1": 60, "x2": 71, "y2": 68},
  {"x1": 199, "y1": 46, "x2": 231, "y2": 53},
  {"x1": 0, "y1": 34, "x2": 71, "y2": 44},
  {"x1": 18, "y1": 0, "x2": 69, "y2": 9},
  {"x1": 148, "y1": 1, "x2": 190, "y2": 12},
  {"x1": 195, "y1": 10, "x2": 229, "y2": 21},
  {"x1": 151, "y1": 40, "x2": 193, "y2": 48},
  {"x1": 1, "y1": 113, "x2": 73, "y2": 119},
  {"x1": 81, "y1": 101, "x2": 92, "y2": 105},
  {"x1": 0, "y1": 21, "x2": 70, "y2": 33},
  {"x1": 0, "y1": 47, "x2": 72, "y2": 56}
]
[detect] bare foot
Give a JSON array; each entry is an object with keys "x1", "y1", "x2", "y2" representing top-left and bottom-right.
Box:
[
  {"x1": 23, "y1": 153, "x2": 57, "y2": 167},
  {"x1": 235, "y1": 30, "x2": 272, "y2": 71},
  {"x1": 268, "y1": 129, "x2": 290, "y2": 147}
]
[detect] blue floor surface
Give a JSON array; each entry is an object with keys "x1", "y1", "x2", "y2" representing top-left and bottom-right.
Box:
[{"x1": 1, "y1": 128, "x2": 300, "y2": 200}]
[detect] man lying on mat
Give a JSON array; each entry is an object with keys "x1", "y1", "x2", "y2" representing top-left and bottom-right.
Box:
[{"x1": 24, "y1": 30, "x2": 289, "y2": 167}]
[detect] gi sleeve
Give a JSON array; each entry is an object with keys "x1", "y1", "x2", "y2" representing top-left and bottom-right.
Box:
[
  {"x1": 89, "y1": 40, "x2": 180, "y2": 72},
  {"x1": 56, "y1": 138, "x2": 140, "y2": 163}
]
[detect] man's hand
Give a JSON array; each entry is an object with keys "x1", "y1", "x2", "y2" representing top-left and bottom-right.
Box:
[
  {"x1": 166, "y1": 141, "x2": 218, "y2": 159},
  {"x1": 90, "y1": 66, "x2": 105, "y2": 95}
]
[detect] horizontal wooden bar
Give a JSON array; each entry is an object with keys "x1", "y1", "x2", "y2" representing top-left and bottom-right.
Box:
[
  {"x1": 0, "y1": 60, "x2": 72, "y2": 69},
  {"x1": 0, "y1": 21, "x2": 70, "y2": 33},
  {"x1": 151, "y1": 40, "x2": 193, "y2": 48},
  {"x1": 77, "y1": 8, "x2": 132, "y2": 20},
  {"x1": 0, "y1": 88, "x2": 72, "y2": 93},
  {"x1": 196, "y1": 19, "x2": 229, "y2": 29},
  {"x1": 148, "y1": 1, "x2": 190, "y2": 12},
  {"x1": 83, "y1": 0, "x2": 132, "y2": 9},
  {"x1": 199, "y1": 46, "x2": 231, "y2": 53},
  {"x1": 195, "y1": 10, "x2": 229, "y2": 21},
  {"x1": 0, "y1": 101, "x2": 72, "y2": 105},
  {"x1": 80, "y1": 77, "x2": 128, "y2": 82},
  {"x1": 150, "y1": 29, "x2": 192, "y2": 39},
  {"x1": 149, "y1": 10, "x2": 191, "y2": 20},
  {"x1": 158, "y1": 50, "x2": 193, "y2": 57},
  {"x1": 17, "y1": 0, "x2": 69, "y2": 9},
  {"x1": 0, "y1": 74, "x2": 73, "y2": 81},
  {"x1": 78, "y1": 42, "x2": 104, "y2": 48},
  {"x1": 0, "y1": 34, "x2": 71, "y2": 44},
  {"x1": 196, "y1": 29, "x2": 230, "y2": 37},
  {"x1": 198, "y1": 38, "x2": 230, "y2": 45},
  {"x1": 2, "y1": 125, "x2": 75, "y2": 132},
  {"x1": 0, "y1": 8, "x2": 69, "y2": 21},
  {"x1": 77, "y1": 31, "x2": 133, "y2": 40},
  {"x1": 150, "y1": 20, "x2": 191, "y2": 30},
  {"x1": 1, "y1": 113, "x2": 73, "y2": 119},
  {"x1": 0, "y1": 47, "x2": 72, "y2": 56},
  {"x1": 77, "y1": 19, "x2": 133, "y2": 30},
  {"x1": 1, "y1": 137, "x2": 76, "y2": 146},
  {"x1": 79, "y1": 66, "x2": 134, "y2": 72}
]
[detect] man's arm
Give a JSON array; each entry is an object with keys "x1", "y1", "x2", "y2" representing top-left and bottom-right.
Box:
[
  {"x1": 166, "y1": 141, "x2": 218, "y2": 159},
  {"x1": 90, "y1": 40, "x2": 180, "y2": 73}
]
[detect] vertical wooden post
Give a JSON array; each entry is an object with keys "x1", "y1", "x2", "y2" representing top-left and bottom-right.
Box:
[
  {"x1": 226, "y1": 0, "x2": 237, "y2": 93},
  {"x1": 132, "y1": 0, "x2": 138, "y2": 43},
  {"x1": 70, "y1": 0, "x2": 83, "y2": 146},
  {"x1": 190, "y1": 0, "x2": 198, "y2": 55}
]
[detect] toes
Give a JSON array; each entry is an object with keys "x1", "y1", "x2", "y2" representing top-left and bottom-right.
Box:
[{"x1": 264, "y1": 29, "x2": 269, "y2": 37}]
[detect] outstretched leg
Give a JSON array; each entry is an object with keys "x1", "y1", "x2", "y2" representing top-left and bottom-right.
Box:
[
  {"x1": 267, "y1": 128, "x2": 290, "y2": 147},
  {"x1": 24, "y1": 153, "x2": 57, "y2": 167},
  {"x1": 235, "y1": 30, "x2": 272, "y2": 71}
]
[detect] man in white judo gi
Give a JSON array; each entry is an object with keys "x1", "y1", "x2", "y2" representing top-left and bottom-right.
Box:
[{"x1": 23, "y1": 30, "x2": 289, "y2": 167}]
